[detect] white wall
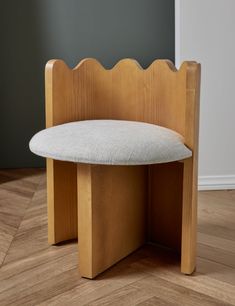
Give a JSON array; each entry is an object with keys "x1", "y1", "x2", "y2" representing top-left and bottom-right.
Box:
[{"x1": 176, "y1": 0, "x2": 235, "y2": 190}]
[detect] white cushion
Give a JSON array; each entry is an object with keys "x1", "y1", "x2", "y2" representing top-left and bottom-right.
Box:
[{"x1": 29, "y1": 120, "x2": 192, "y2": 165}]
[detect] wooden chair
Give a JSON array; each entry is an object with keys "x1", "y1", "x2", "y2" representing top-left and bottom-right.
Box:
[{"x1": 30, "y1": 58, "x2": 200, "y2": 279}]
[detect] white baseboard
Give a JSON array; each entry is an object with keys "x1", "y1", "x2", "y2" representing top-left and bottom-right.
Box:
[{"x1": 198, "y1": 175, "x2": 235, "y2": 191}]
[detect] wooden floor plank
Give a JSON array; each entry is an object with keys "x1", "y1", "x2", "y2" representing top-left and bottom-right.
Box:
[
  {"x1": 0, "y1": 169, "x2": 43, "y2": 266},
  {"x1": 198, "y1": 232, "x2": 235, "y2": 254},
  {"x1": 3, "y1": 175, "x2": 48, "y2": 264},
  {"x1": 198, "y1": 243, "x2": 235, "y2": 269},
  {"x1": 0, "y1": 169, "x2": 235, "y2": 305},
  {"x1": 196, "y1": 257, "x2": 235, "y2": 286},
  {"x1": 132, "y1": 253, "x2": 235, "y2": 305},
  {"x1": 85, "y1": 283, "x2": 153, "y2": 306},
  {"x1": 137, "y1": 296, "x2": 176, "y2": 306},
  {"x1": 131, "y1": 275, "x2": 231, "y2": 306}
]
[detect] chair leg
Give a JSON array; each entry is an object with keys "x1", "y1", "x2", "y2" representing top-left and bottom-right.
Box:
[
  {"x1": 148, "y1": 160, "x2": 197, "y2": 274},
  {"x1": 181, "y1": 157, "x2": 198, "y2": 274},
  {"x1": 47, "y1": 159, "x2": 78, "y2": 244},
  {"x1": 77, "y1": 163, "x2": 148, "y2": 279},
  {"x1": 148, "y1": 162, "x2": 184, "y2": 253}
]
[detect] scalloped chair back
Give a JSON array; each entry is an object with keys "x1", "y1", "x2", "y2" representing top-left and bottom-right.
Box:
[{"x1": 46, "y1": 59, "x2": 200, "y2": 151}]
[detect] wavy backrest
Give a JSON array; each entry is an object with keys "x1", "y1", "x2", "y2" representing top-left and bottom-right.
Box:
[{"x1": 45, "y1": 58, "x2": 200, "y2": 150}]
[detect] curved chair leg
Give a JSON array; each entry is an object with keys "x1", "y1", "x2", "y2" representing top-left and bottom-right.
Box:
[
  {"x1": 181, "y1": 157, "x2": 198, "y2": 274},
  {"x1": 77, "y1": 164, "x2": 147, "y2": 279},
  {"x1": 47, "y1": 159, "x2": 77, "y2": 244}
]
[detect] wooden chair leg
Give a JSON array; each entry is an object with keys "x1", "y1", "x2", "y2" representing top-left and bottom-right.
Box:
[
  {"x1": 148, "y1": 161, "x2": 197, "y2": 274},
  {"x1": 148, "y1": 162, "x2": 184, "y2": 252},
  {"x1": 181, "y1": 157, "x2": 198, "y2": 274},
  {"x1": 47, "y1": 159, "x2": 78, "y2": 244},
  {"x1": 77, "y1": 163, "x2": 148, "y2": 279}
]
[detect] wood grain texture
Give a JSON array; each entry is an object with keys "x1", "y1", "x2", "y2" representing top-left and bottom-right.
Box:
[
  {"x1": 45, "y1": 60, "x2": 78, "y2": 245},
  {"x1": 148, "y1": 162, "x2": 183, "y2": 252},
  {"x1": 45, "y1": 58, "x2": 201, "y2": 274},
  {"x1": 0, "y1": 170, "x2": 234, "y2": 305},
  {"x1": 45, "y1": 58, "x2": 199, "y2": 140},
  {"x1": 77, "y1": 164, "x2": 148, "y2": 278},
  {"x1": 0, "y1": 169, "x2": 43, "y2": 266},
  {"x1": 181, "y1": 63, "x2": 201, "y2": 274},
  {"x1": 47, "y1": 159, "x2": 77, "y2": 244}
]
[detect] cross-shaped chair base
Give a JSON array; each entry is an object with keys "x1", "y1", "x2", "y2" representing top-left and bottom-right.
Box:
[{"x1": 47, "y1": 159, "x2": 197, "y2": 279}]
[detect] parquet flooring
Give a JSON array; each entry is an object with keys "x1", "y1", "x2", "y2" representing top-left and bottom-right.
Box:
[{"x1": 0, "y1": 169, "x2": 234, "y2": 305}]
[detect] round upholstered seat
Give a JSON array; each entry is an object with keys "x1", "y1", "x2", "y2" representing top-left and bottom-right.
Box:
[{"x1": 29, "y1": 120, "x2": 192, "y2": 165}]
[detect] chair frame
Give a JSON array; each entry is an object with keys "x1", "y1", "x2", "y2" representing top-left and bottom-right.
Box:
[{"x1": 45, "y1": 58, "x2": 201, "y2": 279}]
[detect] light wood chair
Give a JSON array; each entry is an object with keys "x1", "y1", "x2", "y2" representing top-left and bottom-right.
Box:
[{"x1": 32, "y1": 58, "x2": 201, "y2": 279}]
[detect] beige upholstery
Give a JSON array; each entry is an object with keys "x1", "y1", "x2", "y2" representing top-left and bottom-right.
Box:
[{"x1": 29, "y1": 119, "x2": 192, "y2": 165}]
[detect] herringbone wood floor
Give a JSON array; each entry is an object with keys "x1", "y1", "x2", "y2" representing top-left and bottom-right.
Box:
[{"x1": 0, "y1": 169, "x2": 234, "y2": 305}]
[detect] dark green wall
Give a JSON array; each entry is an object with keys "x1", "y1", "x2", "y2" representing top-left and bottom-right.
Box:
[{"x1": 0, "y1": 0, "x2": 174, "y2": 168}]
